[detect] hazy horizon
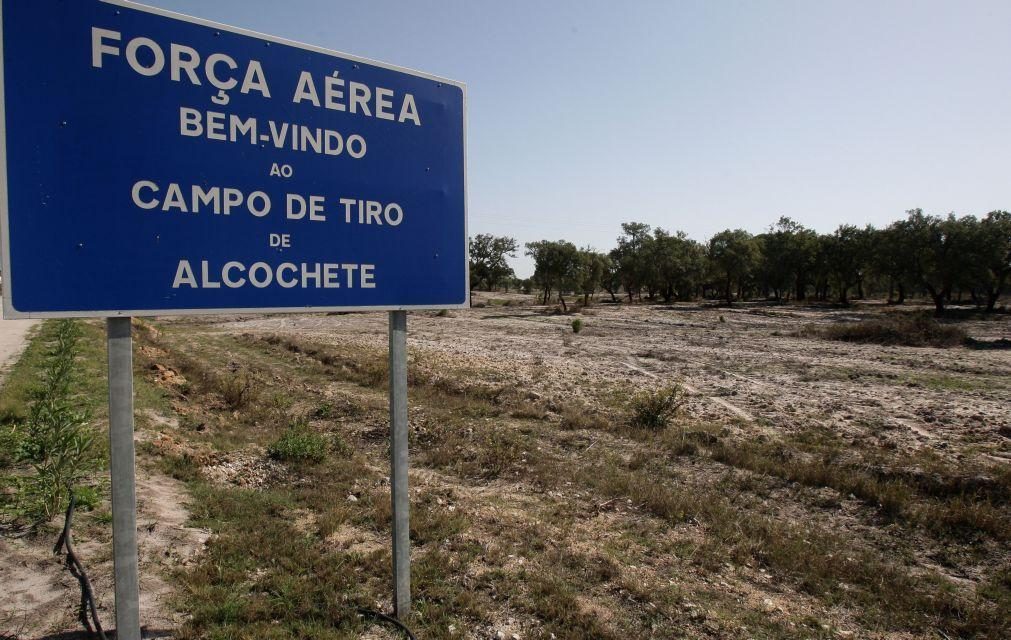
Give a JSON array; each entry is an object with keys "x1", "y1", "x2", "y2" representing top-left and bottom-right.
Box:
[{"x1": 151, "y1": 0, "x2": 1011, "y2": 277}]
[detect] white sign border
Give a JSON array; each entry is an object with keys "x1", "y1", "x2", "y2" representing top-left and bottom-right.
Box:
[{"x1": 0, "y1": 0, "x2": 470, "y2": 319}]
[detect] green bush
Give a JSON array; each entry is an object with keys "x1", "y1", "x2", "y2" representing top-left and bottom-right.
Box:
[
  {"x1": 630, "y1": 384, "x2": 685, "y2": 430},
  {"x1": 312, "y1": 402, "x2": 335, "y2": 419},
  {"x1": 571, "y1": 319, "x2": 584, "y2": 334},
  {"x1": 268, "y1": 423, "x2": 328, "y2": 463}
]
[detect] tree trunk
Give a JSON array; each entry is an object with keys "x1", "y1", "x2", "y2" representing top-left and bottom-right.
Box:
[
  {"x1": 896, "y1": 282, "x2": 905, "y2": 304},
  {"x1": 925, "y1": 284, "x2": 946, "y2": 315},
  {"x1": 969, "y1": 288, "x2": 982, "y2": 307},
  {"x1": 558, "y1": 293, "x2": 567, "y2": 313},
  {"x1": 932, "y1": 295, "x2": 945, "y2": 315}
]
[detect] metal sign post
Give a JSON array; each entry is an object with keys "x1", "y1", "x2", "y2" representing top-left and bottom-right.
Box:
[
  {"x1": 106, "y1": 317, "x2": 141, "y2": 640},
  {"x1": 388, "y1": 310, "x2": 411, "y2": 616}
]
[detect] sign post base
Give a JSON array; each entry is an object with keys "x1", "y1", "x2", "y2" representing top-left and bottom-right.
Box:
[
  {"x1": 388, "y1": 310, "x2": 411, "y2": 618},
  {"x1": 107, "y1": 317, "x2": 141, "y2": 640}
]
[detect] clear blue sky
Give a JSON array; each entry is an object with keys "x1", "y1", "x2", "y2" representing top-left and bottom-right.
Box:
[{"x1": 150, "y1": 0, "x2": 1011, "y2": 277}]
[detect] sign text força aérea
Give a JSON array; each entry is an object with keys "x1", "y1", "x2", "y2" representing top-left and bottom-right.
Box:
[{"x1": 0, "y1": 0, "x2": 467, "y2": 317}]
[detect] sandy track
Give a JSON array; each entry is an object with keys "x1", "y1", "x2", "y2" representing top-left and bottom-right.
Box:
[{"x1": 0, "y1": 319, "x2": 39, "y2": 384}]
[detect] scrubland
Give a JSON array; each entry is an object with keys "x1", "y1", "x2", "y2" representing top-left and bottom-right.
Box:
[{"x1": 2, "y1": 295, "x2": 1010, "y2": 639}]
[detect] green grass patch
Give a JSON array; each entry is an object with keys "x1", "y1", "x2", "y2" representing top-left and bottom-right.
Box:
[{"x1": 268, "y1": 422, "x2": 329, "y2": 463}]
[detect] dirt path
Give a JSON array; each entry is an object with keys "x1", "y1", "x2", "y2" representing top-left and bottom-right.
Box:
[
  {"x1": 0, "y1": 470, "x2": 208, "y2": 639},
  {"x1": 0, "y1": 319, "x2": 39, "y2": 384},
  {"x1": 0, "y1": 318, "x2": 206, "y2": 640},
  {"x1": 623, "y1": 357, "x2": 760, "y2": 425}
]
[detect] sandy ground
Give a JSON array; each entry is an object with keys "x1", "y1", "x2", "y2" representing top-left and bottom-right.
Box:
[
  {"x1": 5, "y1": 299, "x2": 1007, "y2": 638},
  {"x1": 1, "y1": 470, "x2": 209, "y2": 639},
  {"x1": 154, "y1": 295, "x2": 1007, "y2": 637},
  {"x1": 210, "y1": 295, "x2": 1011, "y2": 467},
  {"x1": 0, "y1": 319, "x2": 39, "y2": 384},
  {"x1": 0, "y1": 319, "x2": 209, "y2": 640}
]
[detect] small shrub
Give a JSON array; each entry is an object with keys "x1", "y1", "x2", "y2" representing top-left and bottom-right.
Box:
[
  {"x1": 313, "y1": 402, "x2": 335, "y2": 419},
  {"x1": 218, "y1": 374, "x2": 257, "y2": 410},
  {"x1": 571, "y1": 319, "x2": 583, "y2": 334},
  {"x1": 719, "y1": 315, "x2": 726, "y2": 323},
  {"x1": 630, "y1": 384, "x2": 685, "y2": 430},
  {"x1": 8, "y1": 320, "x2": 98, "y2": 522},
  {"x1": 268, "y1": 424, "x2": 328, "y2": 463}
]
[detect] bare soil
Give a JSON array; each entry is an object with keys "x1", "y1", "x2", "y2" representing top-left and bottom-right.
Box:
[
  {"x1": 137, "y1": 294, "x2": 1009, "y2": 638},
  {"x1": 1, "y1": 425, "x2": 209, "y2": 639},
  {"x1": 222, "y1": 295, "x2": 1011, "y2": 463},
  {"x1": 6, "y1": 297, "x2": 1008, "y2": 638}
]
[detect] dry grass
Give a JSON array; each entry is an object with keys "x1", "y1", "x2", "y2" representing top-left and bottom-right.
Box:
[
  {"x1": 106, "y1": 316, "x2": 1011, "y2": 639},
  {"x1": 803, "y1": 312, "x2": 968, "y2": 347}
]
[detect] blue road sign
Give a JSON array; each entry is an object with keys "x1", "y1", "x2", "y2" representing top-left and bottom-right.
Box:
[{"x1": 0, "y1": 0, "x2": 467, "y2": 317}]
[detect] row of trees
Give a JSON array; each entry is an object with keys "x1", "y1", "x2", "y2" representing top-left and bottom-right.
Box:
[{"x1": 468, "y1": 209, "x2": 1011, "y2": 313}]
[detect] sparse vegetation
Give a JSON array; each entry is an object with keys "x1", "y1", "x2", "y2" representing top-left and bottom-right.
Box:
[
  {"x1": 5, "y1": 302, "x2": 1008, "y2": 638},
  {"x1": 806, "y1": 313, "x2": 968, "y2": 347},
  {"x1": 570, "y1": 318, "x2": 583, "y2": 333}
]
